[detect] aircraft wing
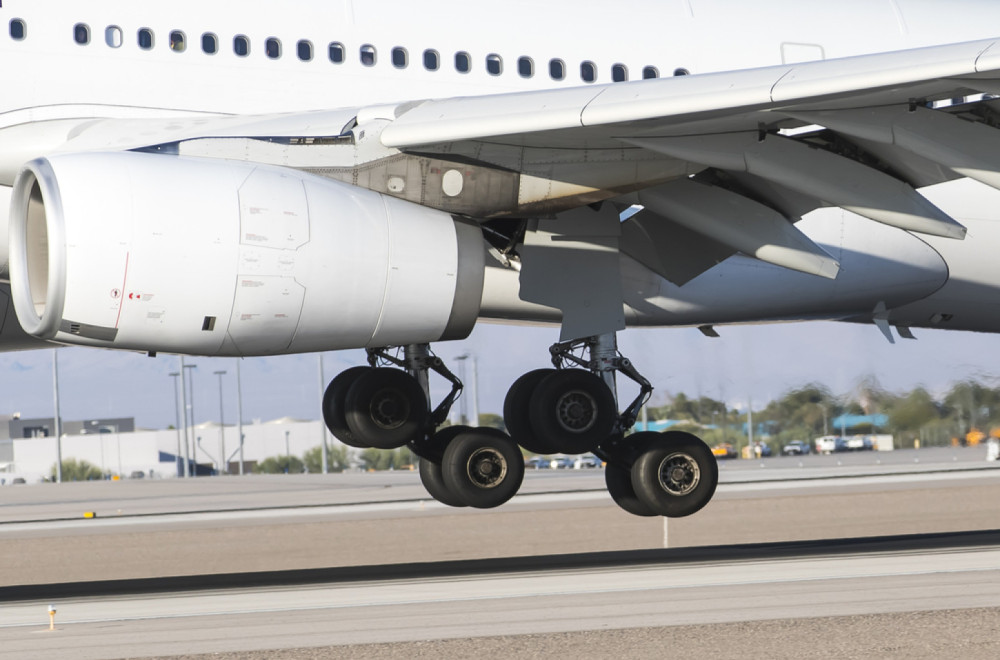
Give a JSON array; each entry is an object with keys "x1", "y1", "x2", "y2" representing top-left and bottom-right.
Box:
[
  {"x1": 367, "y1": 37, "x2": 1000, "y2": 286},
  {"x1": 380, "y1": 37, "x2": 1000, "y2": 151}
]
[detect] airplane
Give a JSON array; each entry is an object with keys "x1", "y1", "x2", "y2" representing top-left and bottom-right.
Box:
[{"x1": 4, "y1": 0, "x2": 1000, "y2": 518}]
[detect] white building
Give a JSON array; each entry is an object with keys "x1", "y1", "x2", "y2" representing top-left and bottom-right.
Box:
[{"x1": 3, "y1": 418, "x2": 346, "y2": 482}]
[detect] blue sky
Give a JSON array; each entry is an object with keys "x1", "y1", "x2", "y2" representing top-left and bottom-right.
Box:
[{"x1": 1, "y1": 320, "x2": 998, "y2": 429}]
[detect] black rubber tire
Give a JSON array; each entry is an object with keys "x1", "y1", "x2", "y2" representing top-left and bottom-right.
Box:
[
  {"x1": 321, "y1": 366, "x2": 372, "y2": 448},
  {"x1": 345, "y1": 368, "x2": 428, "y2": 449},
  {"x1": 527, "y1": 369, "x2": 617, "y2": 455},
  {"x1": 605, "y1": 462, "x2": 657, "y2": 517},
  {"x1": 417, "y1": 425, "x2": 473, "y2": 465},
  {"x1": 419, "y1": 457, "x2": 468, "y2": 508},
  {"x1": 631, "y1": 431, "x2": 719, "y2": 518},
  {"x1": 503, "y1": 369, "x2": 560, "y2": 454},
  {"x1": 442, "y1": 428, "x2": 525, "y2": 509}
]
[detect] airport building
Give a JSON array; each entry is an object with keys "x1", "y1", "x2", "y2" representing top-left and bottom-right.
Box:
[{"x1": 0, "y1": 416, "x2": 341, "y2": 482}]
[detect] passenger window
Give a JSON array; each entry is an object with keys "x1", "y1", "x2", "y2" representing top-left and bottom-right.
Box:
[
  {"x1": 612, "y1": 64, "x2": 628, "y2": 82},
  {"x1": 105, "y1": 26, "x2": 123, "y2": 49},
  {"x1": 673, "y1": 68, "x2": 690, "y2": 76},
  {"x1": 642, "y1": 66, "x2": 659, "y2": 79},
  {"x1": 360, "y1": 44, "x2": 376, "y2": 66},
  {"x1": 266, "y1": 37, "x2": 281, "y2": 59},
  {"x1": 391, "y1": 47, "x2": 407, "y2": 68},
  {"x1": 169, "y1": 30, "x2": 186, "y2": 52},
  {"x1": 455, "y1": 51, "x2": 471, "y2": 73},
  {"x1": 517, "y1": 56, "x2": 533, "y2": 78},
  {"x1": 423, "y1": 49, "x2": 440, "y2": 71},
  {"x1": 329, "y1": 42, "x2": 345, "y2": 63},
  {"x1": 202, "y1": 33, "x2": 218, "y2": 54},
  {"x1": 581, "y1": 61, "x2": 596, "y2": 83},
  {"x1": 297, "y1": 40, "x2": 313, "y2": 61},
  {"x1": 549, "y1": 59, "x2": 565, "y2": 80},
  {"x1": 9, "y1": 19, "x2": 26, "y2": 41},
  {"x1": 486, "y1": 54, "x2": 503, "y2": 76},
  {"x1": 138, "y1": 28, "x2": 155, "y2": 50},
  {"x1": 74, "y1": 23, "x2": 90, "y2": 45},
  {"x1": 234, "y1": 35, "x2": 250, "y2": 57}
]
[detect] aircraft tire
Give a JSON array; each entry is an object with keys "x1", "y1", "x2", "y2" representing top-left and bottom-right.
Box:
[
  {"x1": 528, "y1": 369, "x2": 617, "y2": 454},
  {"x1": 322, "y1": 366, "x2": 372, "y2": 448},
  {"x1": 442, "y1": 428, "x2": 524, "y2": 509},
  {"x1": 345, "y1": 368, "x2": 428, "y2": 449},
  {"x1": 605, "y1": 461, "x2": 657, "y2": 517},
  {"x1": 503, "y1": 368, "x2": 560, "y2": 454},
  {"x1": 418, "y1": 457, "x2": 468, "y2": 508},
  {"x1": 631, "y1": 431, "x2": 718, "y2": 518}
]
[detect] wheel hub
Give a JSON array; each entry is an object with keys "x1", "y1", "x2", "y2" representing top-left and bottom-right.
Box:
[
  {"x1": 656, "y1": 452, "x2": 700, "y2": 496},
  {"x1": 466, "y1": 448, "x2": 507, "y2": 489},
  {"x1": 369, "y1": 388, "x2": 409, "y2": 430},
  {"x1": 554, "y1": 390, "x2": 598, "y2": 433}
]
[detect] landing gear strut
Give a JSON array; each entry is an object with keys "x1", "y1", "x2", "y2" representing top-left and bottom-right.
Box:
[
  {"x1": 323, "y1": 344, "x2": 523, "y2": 509},
  {"x1": 504, "y1": 332, "x2": 719, "y2": 518}
]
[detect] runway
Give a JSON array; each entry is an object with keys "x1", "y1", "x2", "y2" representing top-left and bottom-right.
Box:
[
  {"x1": 2, "y1": 532, "x2": 1000, "y2": 659},
  {"x1": 1, "y1": 446, "x2": 999, "y2": 658}
]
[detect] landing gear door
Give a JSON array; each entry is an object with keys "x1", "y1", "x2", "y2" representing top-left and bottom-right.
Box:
[{"x1": 518, "y1": 204, "x2": 626, "y2": 342}]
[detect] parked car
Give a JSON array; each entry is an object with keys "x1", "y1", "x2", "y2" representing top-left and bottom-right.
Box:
[
  {"x1": 549, "y1": 456, "x2": 574, "y2": 469},
  {"x1": 573, "y1": 454, "x2": 603, "y2": 469},
  {"x1": 525, "y1": 456, "x2": 550, "y2": 469},
  {"x1": 712, "y1": 443, "x2": 737, "y2": 459},
  {"x1": 781, "y1": 440, "x2": 811, "y2": 456}
]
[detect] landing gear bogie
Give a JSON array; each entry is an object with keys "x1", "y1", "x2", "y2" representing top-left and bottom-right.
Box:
[{"x1": 322, "y1": 345, "x2": 527, "y2": 511}]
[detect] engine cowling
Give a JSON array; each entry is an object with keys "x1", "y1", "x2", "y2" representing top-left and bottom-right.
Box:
[{"x1": 8, "y1": 152, "x2": 485, "y2": 355}]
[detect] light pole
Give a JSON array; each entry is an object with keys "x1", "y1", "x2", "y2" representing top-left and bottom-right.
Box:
[
  {"x1": 318, "y1": 354, "x2": 328, "y2": 474},
  {"x1": 284, "y1": 430, "x2": 291, "y2": 472},
  {"x1": 178, "y1": 358, "x2": 190, "y2": 477},
  {"x1": 455, "y1": 354, "x2": 479, "y2": 426},
  {"x1": 182, "y1": 360, "x2": 197, "y2": 474},
  {"x1": 51, "y1": 349, "x2": 62, "y2": 483},
  {"x1": 214, "y1": 370, "x2": 227, "y2": 475},
  {"x1": 169, "y1": 372, "x2": 183, "y2": 477},
  {"x1": 236, "y1": 359, "x2": 245, "y2": 476}
]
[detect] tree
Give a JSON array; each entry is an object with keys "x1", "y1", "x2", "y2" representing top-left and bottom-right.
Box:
[
  {"x1": 478, "y1": 413, "x2": 506, "y2": 431},
  {"x1": 51, "y1": 459, "x2": 103, "y2": 481},
  {"x1": 886, "y1": 387, "x2": 939, "y2": 435},
  {"x1": 254, "y1": 455, "x2": 305, "y2": 474},
  {"x1": 303, "y1": 444, "x2": 350, "y2": 473},
  {"x1": 359, "y1": 447, "x2": 414, "y2": 471}
]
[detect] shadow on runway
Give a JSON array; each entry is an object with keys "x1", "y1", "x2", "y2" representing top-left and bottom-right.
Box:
[{"x1": 5, "y1": 528, "x2": 1000, "y2": 603}]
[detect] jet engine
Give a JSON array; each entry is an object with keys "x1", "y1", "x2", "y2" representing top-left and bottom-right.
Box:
[{"x1": 7, "y1": 152, "x2": 485, "y2": 355}]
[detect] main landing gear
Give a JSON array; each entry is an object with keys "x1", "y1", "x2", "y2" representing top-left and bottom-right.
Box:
[
  {"x1": 321, "y1": 332, "x2": 718, "y2": 518},
  {"x1": 322, "y1": 344, "x2": 524, "y2": 510},
  {"x1": 503, "y1": 333, "x2": 718, "y2": 518}
]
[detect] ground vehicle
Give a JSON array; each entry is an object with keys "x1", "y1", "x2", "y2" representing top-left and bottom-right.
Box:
[
  {"x1": 782, "y1": 440, "x2": 811, "y2": 456},
  {"x1": 573, "y1": 454, "x2": 603, "y2": 469},
  {"x1": 712, "y1": 443, "x2": 738, "y2": 459},
  {"x1": 815, "y1": 436, "x2": 841, "y2": 454}
]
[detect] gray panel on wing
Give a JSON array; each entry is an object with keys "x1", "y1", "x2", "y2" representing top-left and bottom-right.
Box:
[{"x1": 619, "y1": 210, "x2": 735, "y2": 286}]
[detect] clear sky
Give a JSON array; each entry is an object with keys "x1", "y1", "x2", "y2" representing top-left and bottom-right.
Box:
[{"x1": 2, "y1": 319, "x2": 999, "y2": 430}]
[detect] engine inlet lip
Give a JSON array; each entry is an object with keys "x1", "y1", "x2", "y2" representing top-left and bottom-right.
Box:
[{"x1": 9, "y1": 158, "x2": 67, "y2": 339}]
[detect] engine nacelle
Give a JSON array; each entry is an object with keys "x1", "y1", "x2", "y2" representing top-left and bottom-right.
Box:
[{"x1": 8, "y1": 152, "x2": 485, "y2": 355}]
